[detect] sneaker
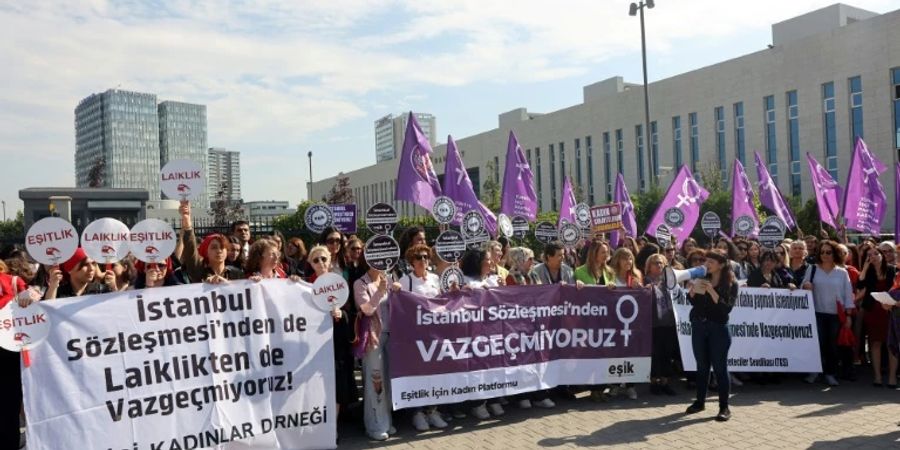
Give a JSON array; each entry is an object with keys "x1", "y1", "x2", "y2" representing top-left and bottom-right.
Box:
[
  {"x1": 730, "y1": 374, "x2": 743, "y2": 387},
  {"x1": 715, "y1": 407, "x2": 731, "y2": 422},
  {"x1": 388, "y1": 426, "x2": 397, "y2": 435},
  {"x1": 427, "y1": 410, "x2": 448, "y2": 429},
  {"x1": 412, "y1": 411, "x2": 429, "y2": 432},
  {"x1": 804, "y1": 373, "x2": 818, "y2": 384},
  {"x1": 534, "y1": 398, "x2": 556, "y2": 408},
  {"x1": 518, "y1": 399, "x2": 532, "y2": 409},
  {"x1": 625, "y1": 387, "x2": 638, "y2": 400},
  {"x1": 488, "y1": 403, "x2": 505, "y2": 416},
  {"x1": 368, "y1": 431, "x2": 389, "y2": 441},
  {"x1": 661, "y1": 384, "x2": 678, "y2": 396},
  {"x1": 825, "y1": 375, "x2": 840, "y2": 386},
  {"x1": 471, "y1": 404, "x2": 490, "y2": 420},
  {"x1": 685, "y1": 401, "x2": 705, "y2": 415}
]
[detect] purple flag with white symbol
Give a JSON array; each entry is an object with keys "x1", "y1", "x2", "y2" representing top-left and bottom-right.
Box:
[
  {"x1": 806, "y1": 152, "x2": 842, "y2": 229},
  {"x1": 754, "y1": 152, "x2": 796, "y2": 230},
  {"x1": 500, "y1": 131, "x2": 538, "y2": 221},
  {"x1": 645, "y1": 165, "x2": 709, "y2": 247},
  {"x1": 558, "y1": 176, "x2": 577, "y2": 227},
  {"x1": 443, "y1": 135, "x2": 498, "y2": 236},
  {"x1": 843, "y1": 137, "x2": 887, "y2": 234},
  {"x1": 395, "y1": 112, "x2": 442, "y2": 210},
  {"x1": 731, "y1": 158, "x2": 759, "y2": 238},
  {"x1": 610, "y1": 173, "x2": 637, "y2": 248}
]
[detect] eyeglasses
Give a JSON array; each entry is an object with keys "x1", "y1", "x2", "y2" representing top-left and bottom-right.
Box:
[
  {"x1": 414, "y1": 254, "x2": 430, "y2": 261},
  {"x1": 350, "y1": 247, "x2": 363, "y2": 252},
  {"x1": 326, "y1": 238, "x2": 342, "y2": 245},
  {"x1": 312, "y1": 256, "x2": 328, "y2": 264}
]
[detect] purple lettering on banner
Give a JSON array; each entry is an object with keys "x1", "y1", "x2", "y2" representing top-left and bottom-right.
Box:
[
  {"x1": 328, "y1": 204, "x2": 357, "y2": 234},
  {"x1": 388, "y1": 284, "x2": 652, "y2": 409}
]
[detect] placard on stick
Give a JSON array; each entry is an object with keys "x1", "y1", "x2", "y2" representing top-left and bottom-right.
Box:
[{"x1": 590, "y1": 203, "x2": 623, "y2": 235}]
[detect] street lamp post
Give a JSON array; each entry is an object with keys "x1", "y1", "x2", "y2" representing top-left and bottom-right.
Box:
[
  {"x1": 630, "y1": 0, "x2": 655, "y2": 187},
  {"x1": 1, "y1": 200, "x2": 5, "y2": 221},
  {"x1": 307, "y1": 151, "x2": 313, "y2": 202}
]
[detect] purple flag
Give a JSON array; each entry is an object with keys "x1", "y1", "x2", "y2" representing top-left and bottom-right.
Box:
[
  {"x1": 806, "y1": 152, "x2": 842, "y2": 229},
  {"x1": 558, "y1": 176, "x2": 577, "y2": 227},
  {"x1": 754, "y1": 152, "x2": 796, "y2": 230},
  {"x1": 610, "y1": 173, "x2": 637, "y2": 248},
  {"x1": 395, "y1": 112, "x2": 442, "y2": 210},
  {"x1": 443, "y1": 135, "x2": 498, "y2": 236},
  {"x1": 843, "y1": 137, "x2": 887, "y2": 234},
  {"x1": 645, "y1": 165, "x2": 709, "y2": 247},
  {"x1": 895, "y1": 163, "x2": 900, "y2": 242},
  {"x1": 731, "y1": 159, "x2": 759, "y2": 238},
  {"x1": 500, "y1": 131, "x2": 538, "y2": 221}
]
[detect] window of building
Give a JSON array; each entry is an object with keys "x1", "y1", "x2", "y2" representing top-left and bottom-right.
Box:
[
  {"x1": 586, "y1": 136, "x2": 595, "y2": 205},
  {"x1": 535, "y1": 147, "x2": 542, "y2": 211},
  {"x1": 764, "y1": 95, "x2": 778, "y2": 181},
  {"x1": 734, "y1": 102, "x2": 745, "y2": 164},
  {"x1": 672, "y1": 116, "x2": 682, "y2": 168},
  {"x1": 822, "y1": 82, "x2": 838, "y2": 179},
  {"x1": 635, "y1": 124, "x2": 646, "y2": 192},
  {"x1": 715, "y1": 106, "x2": 727, "y2": 184},
  {"x1": 849, "y1": 75, "x2": 864, "y2": 144},
  {"x1": 892, "y1": 69, "x2": 900, "y2": 154},
  {"x1": 575, "y1": 138, "x2": 582, "y2": 188},
  {"x1": 689, "y1": 112, "x2": 699, "y2": 173},
  {"x1": 603, "y1": 132, "x2": 612, "y2": 202},
  {"x1": 650, "y1": 121, "x2": 659, "y2": 187},
  {"x1": 494, "y1": 156, "x2": 500, "y2": 182},
  {"x1": 549, "y1": 144, "x2": 557, "y2": 210},
  {"x1": 615, "y1": 129, "x2": 624, "y2": 176},
  {"x1": 787, "y1": 90, "x2": 801, "y2": 196},
  {"x1": 559, "y1": 142, "x2": 566, "y2": 189}
]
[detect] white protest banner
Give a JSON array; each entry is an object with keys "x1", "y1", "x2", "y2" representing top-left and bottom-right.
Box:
[
  {"x1": 22, "y1": 280, "x2": 336, "y2": 450},
  {"x1": 671, "y1": 286, "x2": 822, "y2": 373}
]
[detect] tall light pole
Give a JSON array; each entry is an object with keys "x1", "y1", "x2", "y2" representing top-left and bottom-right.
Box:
[
  {"x1": 1, "y1": 200, "x2": 5, "y2": 221},
  {"x1": 307, "y1": 151, "x2": 313, "y2": 202},
  {"x1": 630, "y1": 0, "x2": 655, "y2": 187}
]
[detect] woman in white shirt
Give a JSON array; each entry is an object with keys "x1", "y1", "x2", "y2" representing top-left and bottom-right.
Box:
[{"x1": 393, "y1": 244, "x2": 449, "y2": 432}]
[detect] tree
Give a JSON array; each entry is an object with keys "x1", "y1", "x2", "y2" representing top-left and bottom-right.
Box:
[
  {"x1": 482, "y1": 160, "x2": 501, "y2": 211},
  {"x1": 209, "y1": 182, "x2": 244, "y2": 226},
  {"x1": 0, "y1": 211, "x2": 24, "y2": 238},
  {"x1": 87, "y1": 155, "x2": 105, "y2": 188},
  {"x1": 324, "y1": 174, "x2": 354, "y2": 204}
]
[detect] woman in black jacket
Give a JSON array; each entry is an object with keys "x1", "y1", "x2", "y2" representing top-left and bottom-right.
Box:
[
  {"x1": 746, "y1": 249, "x2": 795, "y2": 289},
  {"x1": 685, "y1": 249, "x2": 739, "y2": 422}
]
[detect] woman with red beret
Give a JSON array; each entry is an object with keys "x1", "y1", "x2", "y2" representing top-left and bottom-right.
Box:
[{"x1": 179, "y1": 201, "x2": 244, "y2": 283}]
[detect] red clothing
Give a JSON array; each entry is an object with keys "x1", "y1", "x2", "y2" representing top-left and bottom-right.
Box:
[
  {"x1": 0, "y1": 274, "x2": 27, "y2": 309},
  {"x1": 863, "y1": 275, "x2": 892, "y2": 342}
]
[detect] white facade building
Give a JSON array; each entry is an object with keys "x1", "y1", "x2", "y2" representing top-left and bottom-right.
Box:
[{"x1": 315, "y1": 4, "x2": 900, "y2": 231}]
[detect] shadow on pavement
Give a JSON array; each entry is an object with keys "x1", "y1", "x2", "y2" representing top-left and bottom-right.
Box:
[
  {"x1": 808, "y1": 429, "x2": 900, "y2": 448},
  {"x1": 536, "y1": 412, "x2": 712, "y2": 447}
]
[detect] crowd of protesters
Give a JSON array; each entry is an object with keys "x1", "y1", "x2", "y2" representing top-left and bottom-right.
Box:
[{"x1": 1, "y1": 202, "x2": 899, "y2": 446}]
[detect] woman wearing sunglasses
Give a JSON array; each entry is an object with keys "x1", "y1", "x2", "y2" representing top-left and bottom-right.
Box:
[
  {"x1": 392, "y1": 243, "x2": 449, "y2": 431},
  {"x1": 319, "y1": 226, "x2": 346, "y2": 276}
]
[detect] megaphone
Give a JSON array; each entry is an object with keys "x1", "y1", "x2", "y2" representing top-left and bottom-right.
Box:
[{"x1": 663, "y1": 265, "x2": 707, "y2": 290}]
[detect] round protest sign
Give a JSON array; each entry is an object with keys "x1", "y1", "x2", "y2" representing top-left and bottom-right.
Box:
[
  {"x1": 462, "y1": 210, "x2": 486, "y2": 240},
  {"x1": 440, "y1": 266, "x2": 465, "y2": 292},
  {"x1": 534, "y1": 221, "x2": 557, "y2": 244},
  {"x1": 310, "y1": 272, "x2": 349, "y2": 312},
  {"x1": 759, "y1": 219, "x2": 786, "y2": 249},
  {"x1": 305, "y1": 203, "x2": 334, "y2": 235},
  {"x1": 0, "y1": 302, "x2": 50, "y2": 352},
  {"x1": 497, "y1": 214, "x2": 514, "y2": 239},
  {"x1": 366, "y1": 203, "x2": 398, "y2": 235},
  {"x1": 25, "y1": 217, "x2": 78, "y2": 266},
  {"x1": 364, "y1": 234, "x2": 401, "y2": 272},
  {"x1": 558, "y1": 222, "x2": 581, "y2": 248},
  {"x1": 160, "y1": 159, "x2": 205, "y2": 201},
  {"x1": 655, "y1": 224, "x2": 673, "y2": 249},
  {"x1": 762, "y1": 216, "x2": 787, "y2": 234},
  {"x1": 434, "y1": 230, "x2": 466, "y2": 263},
  {"x1": 129, "y1": 219, "x2": 177, "y2": 264},
  {"x1": 511, "y1": 216, "x2": 529, "y2": 240},
  {"x1": 663, "y1": 207, "x2": 686, "y2": 229},
  {"x1": 701, "y1": 212, "x2": 722, "y2": 239},
  {"x1": 430, "y1": 196, "x2": 456, "y2": 225},
  {"x1": 733, "y1": 215, "x2": 756, "y2": 237},
  {"x1": 81, "y1": 218, "x2": 130, "y2": 264},
  {"x1": 575, "y1": 203, "x2": 592, "y2": 229}
]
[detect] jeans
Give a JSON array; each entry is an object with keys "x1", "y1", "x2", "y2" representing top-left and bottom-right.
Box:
[
  {"x1": 362, "y1": 332, "x2": 392, "y2": 436},
  {"x1": 815, "y1": 313, "x2": 841, "y2": 376},
  {"x1": 692, "y1": 320, "x2": 731, "y2": 408}
]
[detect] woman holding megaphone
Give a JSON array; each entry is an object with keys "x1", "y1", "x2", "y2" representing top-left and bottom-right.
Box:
[{"x1": 684, "y1": 249, "x2": 738, "y2": 422}]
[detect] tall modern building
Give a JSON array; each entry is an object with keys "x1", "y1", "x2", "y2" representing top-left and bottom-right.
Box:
[
  {"x1": 158, "y1": 101, "x2": 208, "y2": 201},
  {"x1": 75, "y1": 89, "x2": 161, "y2": 199},
  {"x1": 315, "y1": 4, "x2": 900, "y2": 231},
  {"x1": 374, "y1": 112, "x2": 437, "y2": 162},
  {"x1": 208, "y1": 147, "x2": 242, "y2": 204}
]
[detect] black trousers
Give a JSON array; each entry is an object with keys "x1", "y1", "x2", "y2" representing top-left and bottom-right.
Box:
[{"x1": 0, "y1": 348, "x2": 21, "y2": 449}]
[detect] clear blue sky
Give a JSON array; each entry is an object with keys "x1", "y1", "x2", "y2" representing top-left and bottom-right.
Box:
[{"x1": 1, "y1": 0, "x2": 897, "y2": 218}]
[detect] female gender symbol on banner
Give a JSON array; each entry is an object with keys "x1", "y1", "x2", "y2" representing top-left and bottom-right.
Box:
[
  {"x1": 676, "y1": 176, "x2": 704, "y2": 208},
  {"x1": 616, "y1": 295, "x2": 639, "y2": 347}
]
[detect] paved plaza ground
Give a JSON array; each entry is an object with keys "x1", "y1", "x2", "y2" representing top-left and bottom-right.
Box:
[{"x1": 339, "y1": 375, "x2": 899, "y2": 449}]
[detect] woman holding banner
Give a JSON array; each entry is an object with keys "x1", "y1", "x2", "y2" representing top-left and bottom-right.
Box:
[
  {"x1": 857, "y1": 246, "x2": 898, "y2": 387},
  {"x1": 44, "y1": 248, "x2": 113, "y2": 299},
  {"x1": 506, "y1": 247, "x2": 536, "y2": 286},
  {"x1": 645, "y1": 253, "x2": 679, "y2": 396},
  {"x1": 179, "y1": 201, "x2": 244, "y2": 283},
  {"x1": 606, "y1": 248, "x2": 643, "y2": 400},
  {"x1": 353, "y1": 260, "x2": 395, "y2": 440},
  {"x1": 747, "y1": 249, "x2": 794, "y2": 289},
  {"x1": 393, "y1": 243, "x2": 450, "y2": 431},
  {"x1": 685, "y1": 249, "x2": 738, "y2": 422},
  {"x1": 245, "y1": 239, "x2": 300, "y2": 281},
  {"x1": 575, "y1": 240, "x2": 617, "y2": 403},
  {"x1": 801, "y1": 240, "x2": 855, "y2": 387}
]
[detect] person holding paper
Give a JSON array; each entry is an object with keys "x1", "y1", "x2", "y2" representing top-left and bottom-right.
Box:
[
  {"x1": 857, "y1": 246, "x2": 897, "y2": 388},
  {"x1": 685, "y1": 250, "x2": 738, "y2": 422}
]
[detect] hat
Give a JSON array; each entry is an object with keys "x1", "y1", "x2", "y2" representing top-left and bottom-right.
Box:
[
  {"x1": 62, "y1": 248, "x2": 88, "y2": 273},
  {"x1": 198, "y1": 234, "x2": 226, "y2": 261}
]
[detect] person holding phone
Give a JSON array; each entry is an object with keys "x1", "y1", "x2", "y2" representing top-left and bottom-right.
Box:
[{"x1": 685, "y1": 250, "x2": 738, "y2": 422}]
